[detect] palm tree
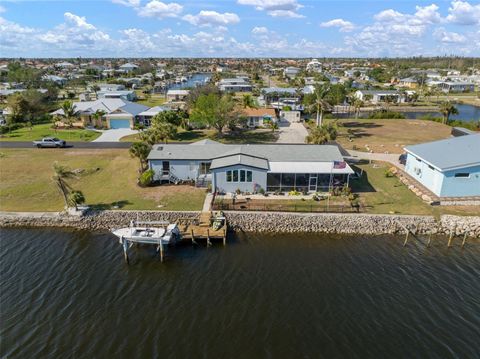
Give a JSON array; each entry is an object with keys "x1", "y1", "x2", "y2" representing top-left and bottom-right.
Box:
[
  {"x1": 129, "y1": 142, "x2": 151, "y2": 172},
  {"x1": 352, "y1": 97, "x2": 364, "y2": 119},
  {"x1": 60, "y1": 100, "x2": 78, "y2": 128},
  {"x1": 91, "y1": 109, "x2": 106, "y2": 128},
  {"x1": 439, "y1": 101, "x2": 458, "y2": 124},
  {"x1": 309, "y1": 85, "x2": 330, "y2": 126},
  {"x1": 91, "y1": 84, "x2": 100, "y2": 99},
  {"x1": 306, "y1": 123, "x2": 338, "y2": 144},
  {"x1": 68, "y1": 190, "x2": 85, "y2": 210},
  {"x1": 141, "y1": 122, "x2": 177, "y2": 145},
  {"x1": 52, "y1": 162, "x2": 77, "y2": 209},
  {"x1": 242, "y1": 94, "x2": 257, "y2": 108}
]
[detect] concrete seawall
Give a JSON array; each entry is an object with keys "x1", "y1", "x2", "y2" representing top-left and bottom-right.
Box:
[{"x1": 0, "y1": 211, "x2": 479, "y2": 238}]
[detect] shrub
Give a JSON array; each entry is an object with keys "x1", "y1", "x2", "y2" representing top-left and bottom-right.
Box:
[
  {"x1": 288, "y1": 190, "x2": 301, "y2": 196},
  {"x1": 139, "y1": 169, "x2": 154, "y2": 187},
  {"x1": 368, "y1": 110, "x2": 405, "y2": 119},
  {"x1": 258, "y1": 187, "x2": 265, "y2": 195},
  {"x1": 384, "y1": 168, "x2": 395, "y2": 178}
]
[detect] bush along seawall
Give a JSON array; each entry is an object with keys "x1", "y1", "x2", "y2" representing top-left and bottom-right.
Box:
[{"x1": 0, "y1": 210, "x2": 479, "y2": 238}]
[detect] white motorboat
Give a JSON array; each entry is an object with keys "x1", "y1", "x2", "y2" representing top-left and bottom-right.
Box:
[{"x1": 112, "y1": 221, "x2": 180, "y2": 245}]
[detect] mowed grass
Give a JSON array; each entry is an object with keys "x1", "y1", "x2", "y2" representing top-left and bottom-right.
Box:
[
  {"x1": 351, "y1": 162, "x2": 480, "y2": 216},
  {"x1": 0, "y1": 149, "x2": 206, "y2": 212},
  {"x1": 331, "y1": 118, "x2": 452, "y2": 154},
  {"x1": 0, "y1": 123, "x2": 101, "y2": 142}
]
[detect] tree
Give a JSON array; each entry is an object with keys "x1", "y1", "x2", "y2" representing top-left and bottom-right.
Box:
[
  {"x1": 68, "y1": 191, "x2": 85, "y2": 210},
  {"x1": 439, "y1": 101, "x2": 458, "y2": 124},
  {"x1": 306, "y1": 123, "x2": 338, "y2": 144},
  {"x1": 242, "y1": 94, "x2": 257, "y2": 108},
  {"x1": 59, "y1": 100, "x2": 78, "y2": 127},
  {"x1": 325, "y1": 84, "x2": 347, "y2": 106},
  {"x1": 190, "y1": 93, "x2": 237, "y2": 134},
  {"x1": 141, "y1": 121, "x2": 177, "y2": 145},
  {"x1": 91, "y1": 84, "x2": 100, "y2": 98},
  {"x1": 52, "y1": 162, "x2": 77, "y2": 209},
  {"x1": 91, "y1": 109, "x2": 106, "y2": 128},
  {"x1": 5, "y1": 93, "x2": 29, "y2": 123},
  {"x1": 352, "y1": 97, "x2": 364, "y2": 119},
  {"x1": 152, "y1": 110, "x2": 182, "y2": 127},
  {"x1": 304, "y1": 84, "x2": 331, "y2": 126},
  {"x1": 129, "y1": 142, "x2": 151, "y2": 172}
]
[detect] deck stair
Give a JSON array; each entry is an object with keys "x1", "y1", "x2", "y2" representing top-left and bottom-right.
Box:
[{"x1": 169, "y1": 173, "x2": 180, "y2": 184}]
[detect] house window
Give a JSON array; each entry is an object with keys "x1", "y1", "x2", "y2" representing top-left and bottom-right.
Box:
[
  {"x1": 455, "y1": 173, "x2": 470, "y2": 178},
  {"x1": 233, "y1": 170, "x2": 239, "y2": 182},
  {"x1": 226, "y1": 171, "x2": 232, "y2": 182},
  {"x1": 240, "y1": 170, "x2": 246, "y2": 182},
  {"x1": 246, "y1": 171, "x2": 252, "y2": 182}
]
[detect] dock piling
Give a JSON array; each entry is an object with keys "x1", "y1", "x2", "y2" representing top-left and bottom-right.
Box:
[
  {"x1": 403, "y1": 231, "x2": 409, "y2": 247},
  {"x1": 461, "y1": 232, "x2": 467, "y2": 248}
]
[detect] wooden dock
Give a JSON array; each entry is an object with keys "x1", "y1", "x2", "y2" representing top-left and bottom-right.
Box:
[{"x1": 177, "y1": 211, "x2": 227, "y2": 246}]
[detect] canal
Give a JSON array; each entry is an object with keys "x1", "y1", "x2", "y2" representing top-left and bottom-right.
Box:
[{"x1": 1, "y1": 228, "x2": 479, "y2": 358}]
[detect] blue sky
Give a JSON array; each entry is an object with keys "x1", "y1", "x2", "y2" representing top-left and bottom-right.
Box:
[{"x1": 1, "y1": 0, "x2": 479, "y2": 57}]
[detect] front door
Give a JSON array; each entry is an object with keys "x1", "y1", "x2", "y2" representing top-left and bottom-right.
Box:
[
  {"x1": 309, "y1": 175, "x2": 317, "y2": 192},
  {"x1": 162, "y1": 161, "x2": 170, "y2": 175}
]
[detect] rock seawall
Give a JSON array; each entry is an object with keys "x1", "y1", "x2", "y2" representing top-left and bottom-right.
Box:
[{"x1": 0, "y1": 211, "x2": 479, "y2": 238}]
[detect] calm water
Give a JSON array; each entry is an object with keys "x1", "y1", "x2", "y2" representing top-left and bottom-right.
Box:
[
  {"x1": 168, "y1": 73, "x2": 211, "y2": 90},
  {"x1": 402, "y1": 104, "x2": 480, "y2": 122},
  {"x1": 1, "y1": 228, "x2": 480, "y2": 358}
]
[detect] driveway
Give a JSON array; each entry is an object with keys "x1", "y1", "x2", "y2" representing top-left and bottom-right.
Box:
[
  {"x1": 276, "y1": 121, "x2": 308, "y2": 143},
  {"x1": 92, "y1": 129, "x2": 138, "y2": 142},
  {"x1": 346, "y1": 149, "x2": 405, "y2": 170}
]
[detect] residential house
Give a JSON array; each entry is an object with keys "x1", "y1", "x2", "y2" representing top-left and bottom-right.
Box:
[
  {"x1": 404, "y1": 134, "x2": 480, "y2": 197},
  {"x1": 306, "y1": 59, "x2": 322, "y2": 72},
  {"x1": 97, "y1": 90, "x2": 137, "y2": 101},
  {"x1": 52, "y1": 98, "x2": 149, "y2": 129},
  {"x1": 438, "y1": 82, "x2": 475, "y2": 93},
  {"x1": 137, "y1": 106, "x2": 166, "y2": 127},
  {"x1": 166, "y1": 89, "x2": 189, "y2": 102},
  {"x1": 119, "y1": 63, "x2": 139, "y2": 73},
  {"x1": 42, "y1": 75, "x2": 67, "y2": 85},
  {"x1": 280, "y1": 110, "x2": 301, "y2": 123},
  {"x1": 147, "y1": 140, "x2": 354, "y2": 193},
  {"x1": 284, "y1": 67, "x2": 301, "y2": 79},
  {"x1": 242, "y1": 108, "x2": 278, "y2": 128},
  {"x1": 398, "y1": 77, "x2": 419, "y2": 89},
  {"x1": 218, "y1": 77, "x2": 253, "y2": 92},
  {"x1": 354, "y1": 90, "x2": 406, "y2": 104}
]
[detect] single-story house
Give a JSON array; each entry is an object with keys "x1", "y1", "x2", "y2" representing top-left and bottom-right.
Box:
[
  {"x1": 284, "y1": 67, "x2": 300, "y2": 79},
  {"x1": 280, "y1": 110, "x2": 301, "y2": 123},
  {"x1": 52, "y1": 98, "x2": 149, "y2": 129},
  {"x1": 242, "y1": 108, "x2": 277, "y2": 127},
  {"x1": 166, "y1": 89, "x2": 189, "y2": 102},
  {"x1": 354, "y1": 90, "x2": 406, "y2": 104},
  {"x1": 147, "y1": 140, "x2": 354, "y2": 193},
  {"x1": 404, "y1": 134, "x2": 480, "y2": 197},
  {"x1": 119, "y1": 63, "x2": 138, "y2": 73},
  {"x1": 97, "y1": 90, "x2": 137, "y2": 101},
  {"x1": 306, "y1": 59, "x2": 322, "y2": 72},
  {"x1": 96, "y1": 84, "x2": 125, "y2": 92},
  {"x1": 438, "y1": 82, "x2": 475, "y2": 93},
  {"x1": 398, "y1": 77, "x2": 418, "y2": 89},
  {"x1": 137, "y1": 106, "x2": 166, "y2": 127}
]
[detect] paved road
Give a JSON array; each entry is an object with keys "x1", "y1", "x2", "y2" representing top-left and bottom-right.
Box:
[
  {"x1": 276, "y1": 121, "x2": 308, "y2": 143},
  {"x1": 0, "y1": 141, "x2": 132, "y2": 149}
]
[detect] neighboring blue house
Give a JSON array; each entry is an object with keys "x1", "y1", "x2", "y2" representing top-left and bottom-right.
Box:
[{"x1": 404, "y1": 134, "x2": 480, "y2": 197}]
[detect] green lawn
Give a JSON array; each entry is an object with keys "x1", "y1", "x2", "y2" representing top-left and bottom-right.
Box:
[
  {"x1": 351, "y1": 162, "x2": 480, "y2": 216},
  {"x1": 137, "y1": 94, "x2": 167, "y2": 107},
  {"x1": 0, "y1": 149, "x2": 206, "y2": 212},
  {"x1": 0, "y1": 123, "x2": 101, "y2": 142}
]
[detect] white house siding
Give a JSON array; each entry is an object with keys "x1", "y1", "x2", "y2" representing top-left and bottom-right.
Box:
[
  {"x1": 405, "y1": 153, "x2": 444, "y2": 196},
  {"x1": 150, "y1": 159, "x2": 205, "y2": 181},
  {"x1": 212, "y1": 165, "x2": 267, "y2": 193}
]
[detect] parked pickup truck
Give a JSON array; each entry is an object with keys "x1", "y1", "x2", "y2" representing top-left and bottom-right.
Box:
[{"x1": 33, "y1": 137, "x2": 66, "y2": 148}]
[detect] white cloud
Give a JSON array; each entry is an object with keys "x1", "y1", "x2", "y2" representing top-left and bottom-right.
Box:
[
  {"x1": 112, "y1": 0, "x2": 140, "y2": 7},
  {"x1": 64, "y1": 12, "x2": 96, "y2": 30},
  {"x1": 320, "y1": 19, "x2": 354, "y2": 32},
  {"x1": 446, "y1": 0, "x2": 480, "y2": 25},
  {"x1": 414, "y1": 4, "x2": 442, "y2": 24},
  {"x1": 182, "y1": 11, "x2": 240, "y2": 27},
  {"x1": 433, "y1": 27, "x2": 466, "y2": 43},
  {"x1": 137, "y1": 1, "x2": 183, "y2": 19},
  {"x1": 251, "y1": 26, "x2": 268, "y2": 34},
  {"x1": 237, "y1": 0, "x2": 304, "y2": 18}
]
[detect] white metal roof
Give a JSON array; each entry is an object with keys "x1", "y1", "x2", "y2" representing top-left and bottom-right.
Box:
[{"x1": 269, "y1": 162, "x2": 354, "y2": 174}]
